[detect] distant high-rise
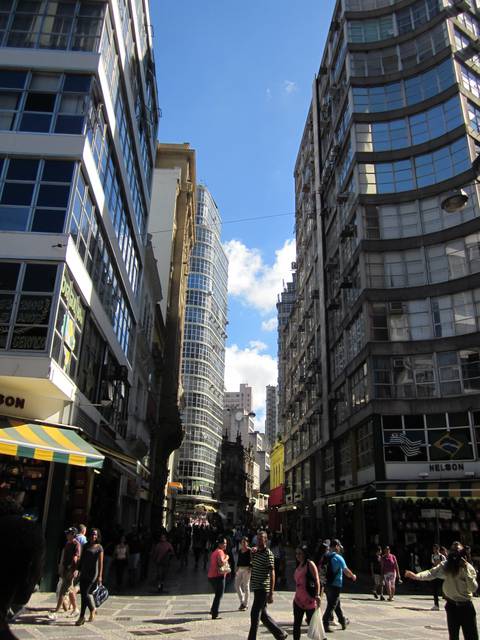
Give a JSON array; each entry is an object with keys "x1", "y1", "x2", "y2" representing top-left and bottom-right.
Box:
[
  {"x1": 225, "y1": 383, "x2": 253, "y2": 413},
  {"x1": 265, "y1": 385, "x2": 278, "y2": 450},
  {"x1": 176, "y1": 185, "x2": 228, "y2": 508}
]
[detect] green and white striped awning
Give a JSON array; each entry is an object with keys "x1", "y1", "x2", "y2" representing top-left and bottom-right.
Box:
[{"x1": 0, "y1": 417, "x2": 104, "y2": 469}]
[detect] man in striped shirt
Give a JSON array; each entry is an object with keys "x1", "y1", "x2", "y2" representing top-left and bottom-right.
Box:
[{"x1": 247, "y1": 531, "x2": 288, "y2": 640}]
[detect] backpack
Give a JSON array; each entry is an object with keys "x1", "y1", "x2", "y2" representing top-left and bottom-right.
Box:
[
  {"x1": 305, "y1": 562, "x2": 317, "y2": 598},
  {"x1": 325, "y1": 554, "x2": 338, "y2": 586}
]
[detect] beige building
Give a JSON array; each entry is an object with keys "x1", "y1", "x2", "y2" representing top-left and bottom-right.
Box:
[{"x1": 149, "y1": 143, "x2": 196, "y2": 526}]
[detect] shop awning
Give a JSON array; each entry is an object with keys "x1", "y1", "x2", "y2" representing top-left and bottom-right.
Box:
[
  {"x1": 278, "y1": 504, "x2": 297, "y2": 512},
  {"x1": 376, "y1": 481, "x2": 480, "y2": 498},
  {"x1": 0, "y1": 418, "x2": 104, "y2": 469}
]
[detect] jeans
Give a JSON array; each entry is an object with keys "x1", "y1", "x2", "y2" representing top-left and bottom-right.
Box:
[
  {"x1": 209, "y1": 576, "x2": 225, "y2": 617},
  {"x1": 247, "y1": 589, "x2": 285, "y2": 639},
  {"x1": 433, "y1": 579, "x2": 443, "y2": 607},
  {"x1": 293, "y1": 601, "x2": 315, "y2": 640},
  {"x1": 323, "y1": 586, "x2": 346, "y2": 628},
  {"x1": 79, "y1": 579, "x2": 96, "y2": 618},
  {"x1": 235, "y1": 567, "x2": 251, "y2": 606},
  {"x1": 445, "y1": 600, "x2": 479, "y2": 640}
]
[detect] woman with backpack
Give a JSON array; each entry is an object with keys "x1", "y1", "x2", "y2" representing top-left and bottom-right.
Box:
[{"x1": 293, "y1": 545, "x2": 324, "y2": 640}]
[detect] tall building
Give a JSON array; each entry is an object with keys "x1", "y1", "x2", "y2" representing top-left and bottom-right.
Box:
[
  {"x1": 276, "y1": 279, "x2": 296, "y2": 439},
  {"x1": 175, "y1": 185, "x2": 228, "y2": 510},
  {"x1": 0, "y1": 0, "x2": 159, "y2": 584},
  {"x1": 149, "y1": 142, "x2": 196, "y2": 525},
  {"x1": 225, "y1": 382, "x2": 253, "y2": 413},
  {"x1": 265, "y1": 384, "x2": 278, "y2": 450},
  {"x1": 282, "y1": 0, "x2": 480, "y2": 559}
]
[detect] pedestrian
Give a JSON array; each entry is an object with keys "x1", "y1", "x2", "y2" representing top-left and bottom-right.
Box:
[
  {"x1": 322, "y1": 538, "x2": 356, "y2": 633},
  {"x1": 381, "y1": 545, "x2": 401, "y2": 601},
  {"x1": 431, "y1": 543, "x2": 447, "y2": 611},
  {"x1": 270, "y1": 535, "x2": 286, "y2": 589},
  {"x1": 207, "y1": 536, "x2": 230, "y2": 619},
  {"x1": 127, "y1": 529, "x2": 141, "y2": 587},
  {"x1": 75, "y1": 528, "x2": 103, "y2": 626},
  {"x1": 370, "y1": 546, "x2": 384, "y2": 600},
  {"x1": 236, "y1": 537, "x2": 252, "y2": 611},
  {"x1": 247, "y1": 530, "x2": 287, "y2": 640},
  {"x1": 0, "y1": 507, "x2": 44, "y2": 640},
  {"x1": 405, "y1": 541, "x2": 478, "y2": 640},
  {"x1": 293, "y1": 544, "x2": 322, "y2": 640},
  {"x1": 151, "y1": 533, "x2": 174, "y2": 593},
  {"x1": 113, "y1": 535, "x2": 129, "y2": 590},
  {"x1": 76, "y1": 525, "x2": 87, "y2": 546},
  {"x1": 49, "y1": 527, "x2": 81, "y2": 620}
]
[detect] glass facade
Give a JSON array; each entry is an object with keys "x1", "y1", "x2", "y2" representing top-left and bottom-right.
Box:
[{"x1": 177, "y1": 186, "x2": 228, "y2": 503}]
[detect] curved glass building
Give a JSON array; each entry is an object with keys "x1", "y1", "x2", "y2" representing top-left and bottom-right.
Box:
[
  {"x1": 176, "y1": 185, "x2": 228, "y2": 510},
  {"x1": 282, "y1": 0, "x2": 480, "y2": 557}
]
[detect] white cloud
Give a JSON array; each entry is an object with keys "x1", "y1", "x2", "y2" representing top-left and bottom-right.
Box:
[
  {"x1": 266, "y1": 87, "x2": 272, "y2": 100},
  {"x1": 224, "y1": 238, "x2": 295, "y2": 314},
  {"x1": 283, "y1": 80, "x2": 298, "y2": 95},
  {"x1": 261, "y1": 317, "x2": 278, "y2": 332},
  {"x1": 225, "y1": 343, "x2": 278, "y2": 430}
]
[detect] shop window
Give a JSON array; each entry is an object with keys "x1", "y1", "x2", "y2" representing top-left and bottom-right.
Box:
[{"x1": 0, "y1": 261, "x2": 58, "y2": 351}]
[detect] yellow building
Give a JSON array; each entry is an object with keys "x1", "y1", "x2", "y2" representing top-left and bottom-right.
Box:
[{"x1": 269, "y1": 439, "x2": 285, "y2": 530}]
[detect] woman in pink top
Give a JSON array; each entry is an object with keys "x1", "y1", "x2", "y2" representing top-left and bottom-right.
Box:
[
  {"x1": 207, "y1": 537, "x2": 229, "y2": 619},
  {"x1": 293, "y1": 545, "x2": 323, "y2": 640},
  {"x1": 381, "y1": 546, "x2": 401, "y2": 601}
]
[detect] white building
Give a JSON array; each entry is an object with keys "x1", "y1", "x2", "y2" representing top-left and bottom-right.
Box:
[
  {"x1": 0, "y1": 0, "x2": 159, "y2": 586},
  {"x1": 176, "y1": 185, "x2": 228, "y2": 509}
]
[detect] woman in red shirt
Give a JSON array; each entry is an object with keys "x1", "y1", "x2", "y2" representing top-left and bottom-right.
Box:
[
  {"x1": 293, "y1": 545, "x2": 322, "y2": 640},
  {"x1": 207, "y1": 537, "x2": 230, "y2": 619}
]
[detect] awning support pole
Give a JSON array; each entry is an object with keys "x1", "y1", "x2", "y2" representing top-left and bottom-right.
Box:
[{"x1": 42, "y1": 462, "x2": 55, "y2": 535}]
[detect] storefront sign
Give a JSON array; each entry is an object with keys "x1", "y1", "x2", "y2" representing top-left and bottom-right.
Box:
[
  {"x1": 0, "y1": 393, "x2": 25, "y2": 409},
  {"x1": 386, "y1": 461, "x2": 476, "y2": 480}
]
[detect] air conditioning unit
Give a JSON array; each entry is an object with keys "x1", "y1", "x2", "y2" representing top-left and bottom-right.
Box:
[
  {"x1": 337, "y1": 191, "x2": 350, "y2": 203},
  {"x1": 389, "y1": 301, "x2": 405, "y2": 314},
  {"x1": 393, "y1": 358, "x2": 404, "y2": 370},
  {"x1": 327, "y1": 298, "x2": 340, "y2": 311},
  {"x1": 291, "y1": 261, "x2": 297, "y2": 270},
  {"x1": 340, "y1": 223, "x2": 356, "y2": 239},
  {"x1": 340, "y1": 277, "x2": 353, "y2": 289}
]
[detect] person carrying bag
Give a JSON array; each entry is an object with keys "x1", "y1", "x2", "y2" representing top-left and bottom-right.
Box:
[{"x1": 293, "y1": 545, "x2": 325, "y2": 640}]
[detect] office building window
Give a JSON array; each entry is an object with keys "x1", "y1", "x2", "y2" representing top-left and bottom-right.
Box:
[
  {"x1": 348, "y1": 15, "x2": 394, "y2": 43},
  {"x1": 468, "y1": 101, "x2": 480, "y2": 133},
  {"x1": 0, "y1": 157, "x2": 75, "y2": 233},
  {"x1": 396, "y1": 0, "x2": 440, "y2": 35},
  {"x1": 0, "y1": 260, "x2": 58, "y2": 351},
  {"x1": 0, "y1": 70, "x2": 92, "y2": 134},
  {"x1": 4, "y1": 0, "x2": 106, "y2": 51},
  {"x1": 350, "y1": 362, "x2": 369, "y2": 410},
  {"x1": 432, "y1": 290, "x2": 479, "y2": 337},
  {"x1": 460, "y1": 64, "x2": 480, "y2": 98},
  {"x1": 359, "y1": 137, "x2": 471, "y2": 194},
  {"x1": 350, "y1": 47, "x2": 399, "y2": 77},
  {"x1": 69, "y1": 172, "x2": 134, "y2": 361},
  {"x1": 455, "y1": 29, "x2": 480, "y2": 66},
  {"x1": 357, "y1": 421, "x2": 374, "y2": 468}
]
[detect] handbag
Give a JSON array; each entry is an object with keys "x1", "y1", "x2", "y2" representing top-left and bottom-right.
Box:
[
  {"x1": 218, "y1": 560, "x2": 231, "y2": 574},
  {"x1": 92, "y1": 584, "x2": 109, "y2": 608},
  {"x1": 307, "y1": 608, "x2": 325, "y2": 640},
  {"x1": 305, "y1": 562, "x2": 317, "y2": 598}
]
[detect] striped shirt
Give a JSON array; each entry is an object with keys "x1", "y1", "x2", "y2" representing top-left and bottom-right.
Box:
[{"x1": 250, "y1": 548, "x2": 275, "y2": 591}]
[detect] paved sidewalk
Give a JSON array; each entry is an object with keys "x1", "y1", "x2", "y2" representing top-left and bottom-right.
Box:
[{"x1": 11, "y1": 588, "x2": 465, "y2": 639}]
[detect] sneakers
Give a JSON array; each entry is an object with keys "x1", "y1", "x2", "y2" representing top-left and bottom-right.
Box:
[
  {"x1": 75, "y1": 617, "x2": 85, "y2": 626},
  {"x1": 324, "y1": 627, "x2": 334, "y2": 633},
  {"x1": 341, "y1": 618, "x2": 350, "y2": 631},
  {"x1": 380, "y1": 595, "x2": 385, "y2": 601},
  {"x1": 47, "y1": 612, "x2": 58, "y2": 621},
  {"x1": 373, "y1": 591, "x2": 378, "y2": 599},
  {"x1": 238, "y1": 604, "x2": 247, "y2": 611},
  {"x1": 431, "y1": 605, "x2": 440, "y2": 611}
]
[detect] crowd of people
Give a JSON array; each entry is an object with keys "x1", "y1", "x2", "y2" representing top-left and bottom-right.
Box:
[{"x1": 1, "y1": 501, "x2": 479, "y2": 640}]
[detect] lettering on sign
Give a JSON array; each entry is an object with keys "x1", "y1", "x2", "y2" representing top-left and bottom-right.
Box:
[
  {"x1": 429, "y1": 463, "x2": 465, "y2": 472},
  {"x1": 61, "y1": 274, "x2": 85, "y2": 328},
  {"x1": 0, "y1": 394, "x2": 25, "y2": 409}
]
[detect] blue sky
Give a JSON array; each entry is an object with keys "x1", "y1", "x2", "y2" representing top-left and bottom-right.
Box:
[{"x1": 152, "y1": 1, "x2": 335, "y2": 423}]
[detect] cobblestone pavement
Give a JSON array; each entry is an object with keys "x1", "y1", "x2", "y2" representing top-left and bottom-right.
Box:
[{"x1": 11, "y1": 558, "x2": 473, "y2": 639}]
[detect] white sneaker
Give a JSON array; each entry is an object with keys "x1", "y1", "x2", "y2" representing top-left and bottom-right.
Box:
[
  {"x1": 330, "y1": 620, "x2": 339, "y2": 627},
  {"x1": 431, "y1": 605, "x2": 439, "y2": 611},
  {"x1": 48, "y1": 612, "x2": 58, "y2": 621}
]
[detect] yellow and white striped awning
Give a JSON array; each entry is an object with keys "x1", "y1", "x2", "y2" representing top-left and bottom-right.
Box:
[{"x1": 0, "y1": 417, "x2": 104, "y2": 469}]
